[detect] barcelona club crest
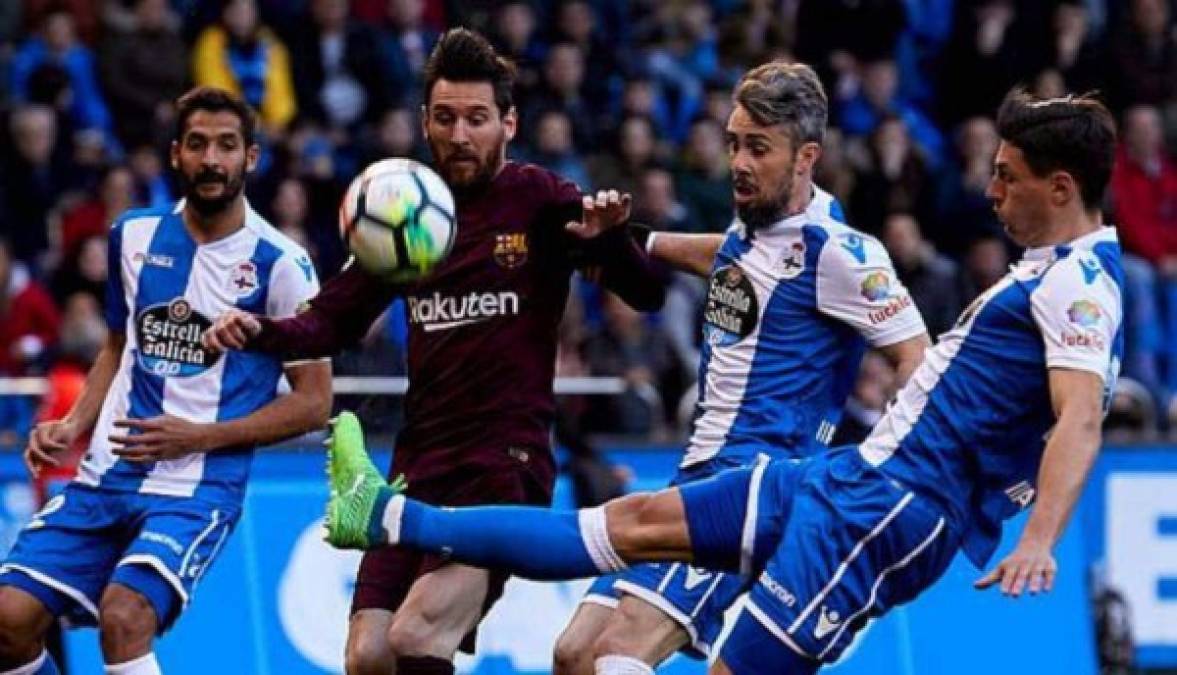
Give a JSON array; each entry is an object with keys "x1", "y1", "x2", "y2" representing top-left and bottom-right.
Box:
[{"x1": 494, "y1": 232, "x2": 529, "y2": 269}]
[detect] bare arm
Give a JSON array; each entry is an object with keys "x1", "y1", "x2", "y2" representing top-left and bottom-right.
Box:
[
  {"x1": 975, "y1": 368, "x2": 1104, "y2": 596},
  {"x1": 24, "y1": 332, "x2": 126, "y2": 475},
  {"x1": 110, "y1": 359, "x2": 333, "y2": 461},
  {"x1": 648, "y1": 232, "x2": 724, "y2": 278},
  {"x1": 876, "y1": 334, "x2": 931, "y2": 387}
]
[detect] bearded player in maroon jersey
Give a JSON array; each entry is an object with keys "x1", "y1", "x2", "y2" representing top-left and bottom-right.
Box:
[{"x1": 202, "y1": 28, "x2": 664, "y2": 675}]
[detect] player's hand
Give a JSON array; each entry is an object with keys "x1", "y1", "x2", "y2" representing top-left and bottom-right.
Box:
[
  {"x1": 109, "y1": 415, "x2": 213, "y2": 463},
  {"x1": 974, "y1": 541, "x2": 1057, "y2": 597},
  {"x1": 202, "y1": 309, "x2": 262, "y2": 353},
  {"x1": 24, "y1": 419, "x2": 78, "y2": 477},
  {"x1": 566, "y1": 190, "x2": 633, "y2": 239}
]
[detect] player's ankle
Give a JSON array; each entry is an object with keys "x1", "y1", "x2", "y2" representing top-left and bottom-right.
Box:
[{"x1": 594, "y1": 655, "x2": 653, "y2": 675}]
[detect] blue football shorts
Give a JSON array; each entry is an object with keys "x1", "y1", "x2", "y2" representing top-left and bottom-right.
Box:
[
  {"x1": 0, "y1": 483, "x2": 239, "y2": 632},
  {"x1": 679, "y1": 446, "x2": 961, "y2": 672},
  {"x1": 582, "y1": 454, "x2": 752, "y2": 658}
]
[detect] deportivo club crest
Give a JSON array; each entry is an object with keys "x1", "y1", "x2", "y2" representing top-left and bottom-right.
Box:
[
  {"x1": 230, "y1": 261, "x2": 259, "y2": 296},
  {"x1": 494, "y1": 233, "x2": 529, "y2": 269},
  {"x1": 780, "y1": 241, "x2": 806, "y2": 279}
]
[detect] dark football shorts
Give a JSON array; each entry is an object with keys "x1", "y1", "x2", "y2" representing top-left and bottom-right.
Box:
[{"x1": 350, "y1": 446, "x2": 554, "y2": 653}]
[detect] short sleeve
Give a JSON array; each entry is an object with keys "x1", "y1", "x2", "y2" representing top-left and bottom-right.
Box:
[
  {"x1": 815, "y1": 231, "x2": 927, "y2": 347},
  {"x1": 104, "y1": 222, "x2": 129, "y2": 332},
  {"x1": 266, "y1": 249, "x2": 321, "y2": 319},
  {"x1": 1031, "y1": 252, "x2": 1122, "y2": 380}
]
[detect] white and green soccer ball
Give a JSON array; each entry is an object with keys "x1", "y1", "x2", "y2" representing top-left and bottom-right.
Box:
[{"x1": 339, "y1": 158, "x2": 457, "y2": 281}]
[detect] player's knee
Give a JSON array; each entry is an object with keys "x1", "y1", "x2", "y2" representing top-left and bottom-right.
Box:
[
  {"x1": 344, "y1": 632, "x2": 394, "y2": 675},
  {"x1": 386, "y1": 613, "x2": 439, "y2": 658},
  {"x1": 605, "y1": 493, "x2": 672, "y2": 560},
  {"x1": 98, "y1": 591, "x2": 156, "y2": 654},
  {"x1": 552, "y1": 628, "x2": 594, "y2": 675}
]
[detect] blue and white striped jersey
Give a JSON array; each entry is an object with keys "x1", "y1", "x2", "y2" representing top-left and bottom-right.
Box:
[
  {"x1": 860, "y1": 226, "x2": 1123, "y2": 567},
  {"x1": 683, "y1": 187, "x2": 926, "y2": 467},
  {"x1": 76, "y1": 200, "x2": 319, "y2": 503}
]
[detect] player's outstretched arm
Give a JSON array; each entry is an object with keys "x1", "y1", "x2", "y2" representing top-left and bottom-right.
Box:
[
  {"x1": 566, "y1": 190, "x2": 667, "y2": 310},
  {"x1": 203, "y1": 262, "x2": 400, "y2": 360},
  {"x1": 25, "y1": 332, "x2": 126, "y2": 476},
  {"x1": 975, "y1": 368, "x2": 1103, "y2": 597},
  {"x1": 110, "y1": 360, "x2": 332, "y2": 462},
  {"x1": 645, "y1": 232, "x2": 723, "y2": 278}
]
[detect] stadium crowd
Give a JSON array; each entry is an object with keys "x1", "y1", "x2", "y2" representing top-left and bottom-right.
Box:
[{"x1": 0, "y1": 0, "x2": 1174, "y2": 443}]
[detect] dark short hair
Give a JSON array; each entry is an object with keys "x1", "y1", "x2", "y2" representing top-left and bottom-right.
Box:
[
  {"x1": 423, "y1": 28, "x2": 516, "y2": 116},
  {"x1": 995, "y1": 88, "x2": 1116, "y2": 210},
  {"x1": 174, "y1": 86, "x2": 257, "y2": 146},
  {"x1": 734, "y1": 61, "x2": 827, "y2": 147}
]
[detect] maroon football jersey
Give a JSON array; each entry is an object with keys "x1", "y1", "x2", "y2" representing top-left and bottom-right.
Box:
[{"x1": 252, "y1": 161, "x2": 664, "y2": 483}]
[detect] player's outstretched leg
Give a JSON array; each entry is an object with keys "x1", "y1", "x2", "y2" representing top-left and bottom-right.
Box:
[{"x1": 323, "y1": 411, "x2": 698, "y2": 581}]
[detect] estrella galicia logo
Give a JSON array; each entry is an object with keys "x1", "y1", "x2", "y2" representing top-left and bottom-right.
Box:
[
  {"x1": 703, "y1": 265, "x2": 759, "y2": 347},
  {"x1": 136, "y1": 298, "x2": 219, "y2": 377}
]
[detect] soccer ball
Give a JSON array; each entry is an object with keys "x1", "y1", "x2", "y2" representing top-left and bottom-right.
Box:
[{"x1": 339, "y1": 158, "x2": 457, "y2": 281}]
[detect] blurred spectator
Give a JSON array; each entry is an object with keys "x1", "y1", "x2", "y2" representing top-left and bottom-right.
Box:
[
  {"x1": 490, "y1": 0, "x2": 544, "y2": 99},
  {"x1": 814, "y1": 127, "x2": 856, "y2": 207},
  {"x1": 266, "y1": 176, "x2": 341, "y2": 274},
  {"x1": 192, "y1": 0, "x2": 298, "y2": 133},
  {"x1": 523, "y1": 41, "x2": 597, "y2": 152},
  {"x1": 527, "y1": 109, "x2": 592, "y2": 190},
  {"x1": 634, "y1": 165, "x2": 702, "y2": 234},
  {"x1": 795, "y1": 0, "x2": 908, "y2": 97},
  {"x1": 1107, "y1": 0, "x2": 1177, "y2": 112},
  {"x1": 0, "y1": 239, "x2": 60, "y2": 377},
  {"x1": 940, "y1": 1, "x2": 1036, "y2": 127},
  {"x1": 51, "y1": 234, "x2": 107, "y2": 309},
  {"x1": 288, "y1": 0, "x2": 393, "y2": 132},
  {"x1": 10, "y1": 7, "x2": 113, "y2": 139},
  {"x1": 642, "y1": 0, "x2": 717, "y2": 143},
  {"x1": 0, "y1": 104, "x2": 74, "y2": 266},
  {"x1": 893, "y1": 0, "x2": 955, "y2": 109},
  {"x1": 127, "y1": 143, "x2": 173, "y2": 209},
  {"x1": 675, "y1": 117, "x2": 732, "y2": 232},
  {"x1": 831, "y1": 351, "x2": 897, "y2": 445},
  {"x1": 584, "y1": 291, "x2": 679, "y2": 435},
  {"x1": 961, "y1": 234, "x2": 1010, "y2": 301},
  {"x1": 716, "y1": 0, "x2": 795, "y2": 75},
  {"x1": 934, "y1": 115, "x2": 1004, "y2": 257},
  {"x1": 838, "y1": 58, "x2": 946, "y2": 168},
  {"x1": 361, "y1": 106, "x2": 428, "y2": 166},
  {"x1": 588, "y1": 114, "x2": 659, "y2": 198},
  {"x1": 882, "y1": 212, "x2": 963, "y2": 338},
  {"x1": 618, "y1": 74, "x2": 676, "y2": 142},
  {"x1": 380, "y1": 0, "x2": 440, "y2": 109},
  {"x1": 98, "y1": 0, "x2": 188, "y2": 149},
  {"x1": 1048, "y1": 1, "x2": 1105, "y2": 94},
  {"x1": 1111, "y1": 104, "x2": 1177, "y2": 399},
  {"x1": 848, "y1": 115, "x2": 935, "y2": 236},
  {"x1": 59, "y1": 164, "x2": 133, "y2": 261},
  {"x1": 551, "y1": 0, "x2": 622, "y2": 113},
  {"x1": 701, "y1": 78, "x2": 734, "y2": 128}
]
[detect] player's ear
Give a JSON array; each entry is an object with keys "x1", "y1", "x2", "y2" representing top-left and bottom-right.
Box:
[
  {"x1": 169, "y1": 140, "x2": 179, "y2": 171},
  {"x1": 502, "y1": 106, "x2": 518, "y2": 143},
  {"x1": 420, "y1": 104, "x2": 430, "y2": 142},
  {"x1": 1049, "y1": 170, "x2": 1076, "y2": 207},
  {"x1": 245, "y1": 142, "x2": 260, "y2": 174},
  {"x1": 795, "y1": 142, "x2": 821, "y2": 176}
]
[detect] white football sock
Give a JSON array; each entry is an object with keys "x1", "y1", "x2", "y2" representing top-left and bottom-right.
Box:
[
  {"x1": 594, "y1": 655, "x2": 654, "y2": 675},
  {"x1": 382, "y1": 494, "x2": 406, "y2": 544},
  {"x1": 105, "y1": 653, "x2": 162, "y2": 675}
]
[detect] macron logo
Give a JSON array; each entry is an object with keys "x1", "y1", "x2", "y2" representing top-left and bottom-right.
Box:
[
  {"x1": 1079, "y1": 258, "x2": 1101, "y2": 285},
  {"x1": 684, "y1": 566, "x2": 713, "y2": 590},
  {"x1": 407, "y1": 291, "x2": 521, "y2": 332},
  {"x1": 814, "y1": 606, "x2": 843, "y2": 640}
]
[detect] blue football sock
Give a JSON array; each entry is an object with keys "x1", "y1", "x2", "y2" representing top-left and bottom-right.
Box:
[{"x1": 379, "y1": 493, "x2": 625, "y2": 580}]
